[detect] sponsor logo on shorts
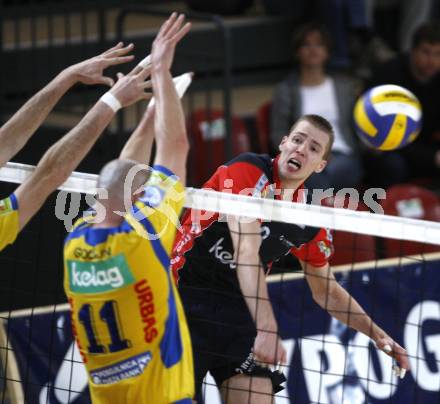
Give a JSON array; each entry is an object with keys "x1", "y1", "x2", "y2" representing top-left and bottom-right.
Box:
[
  {"x1": 67, "y1": 254, "x2": 135, "y2": 293},
  {"x1": 90, "y1": 351, "x2": 152, "y2": 385}
]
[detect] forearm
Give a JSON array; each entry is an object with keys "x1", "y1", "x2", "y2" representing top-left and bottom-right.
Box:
[
  {"x1": 228, "y1": 218, "x2": 277, "y2": 332},
  {"x1": 34, "y1": 101, "x2": 114, "y2": 187},
  {"x1": 305, "y1": 265, "x2": 409, "y2": 371},
  {"x1": 119, "y1": 105, "x2": 155, "y2": 163},
  {"x1": 152, "y1": 67, "x2": 188, "y2": 147},
  {"x1": 15, "y1": 100, "x2": 114, "y2": 231},
  {"x1": 237, "y1": 259, "x2": 278, "y2": 333},
  {"x1": 0, "y1": 69, "x2": 76, "y2": 166},
  {"x1": 324, "y1": 284, "x2": 388, "y2": 342}
]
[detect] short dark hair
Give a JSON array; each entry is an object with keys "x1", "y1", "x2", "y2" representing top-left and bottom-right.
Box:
[
  {"x1": 289, "y1": 114, "x2": 334, "y2": 159},
  {"x1": 412, "y1": 21, "x2": 440, "y2": 49},
  {"x1": 292, "y1": 22, "x2": 332, "y2": 55}
]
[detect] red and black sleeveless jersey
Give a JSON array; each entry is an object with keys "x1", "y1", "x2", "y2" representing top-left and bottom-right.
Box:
[{"x1": 171, "y1": 153, "x2": 333, "y2": 296}]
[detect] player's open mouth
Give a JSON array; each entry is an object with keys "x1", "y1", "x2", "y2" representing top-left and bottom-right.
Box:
[{"x1": 288, "y1": 158, "x2": 302, "y2": 170}]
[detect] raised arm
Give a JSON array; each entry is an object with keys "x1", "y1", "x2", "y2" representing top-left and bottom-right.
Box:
[
  {"x1": 150, "y1": 13, "x2": 191, "y2": 184},
  {"x1": 0, "y1": 42, "x2": 134, "y2": 168},
  {"x1": 120, "y1": 72, "x2": 193, "y2": 164},
  {"x1": 303, "y1": 261, "x2": 410, "y2": 376},
  {"x1": 228, "y1": 216, "x2": 287, "y2": 366},
  {"x1": 119, "y1": 103, "x2": 156, "y2": 164},
  {"x1": 14, "y1": 66, "x2": 151, "y2": 230}
]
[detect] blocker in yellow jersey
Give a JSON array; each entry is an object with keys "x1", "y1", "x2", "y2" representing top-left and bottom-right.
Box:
[{"x1": 64, "y1": 167, "x2": 193, "y2": 404}]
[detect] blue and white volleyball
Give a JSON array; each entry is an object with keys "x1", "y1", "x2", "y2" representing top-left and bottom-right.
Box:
[{"x1": 353, "y1": 84, "x2": 422, "y2": 151}]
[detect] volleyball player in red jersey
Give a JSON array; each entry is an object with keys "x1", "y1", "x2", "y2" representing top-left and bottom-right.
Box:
[{"x1": 172, "y1": 115, "x2": 410, "y2": 403}]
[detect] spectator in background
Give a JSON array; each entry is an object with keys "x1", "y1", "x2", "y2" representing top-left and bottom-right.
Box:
[
  {"x1": 262, "y1": 0, "x2": 394, "y2": 78},
  {"x1": 366, "y1": 0, "x2": 434, "y2": 52},
  {"x1": 316, "y1": 0, "x2": 372, "y2": 69},
  {"x1": 185, "y1": 0, "x2": 253, "y2": 15},
  {"x1": 299, "y1": 0, "x2": 433, "y2": 58},
  {"x1": 262, "y1": 0, "x2": 318, "y2": 24},
  {"x1": 365, "y1": 21, "x2": 440, "y2": 187},
  {"x1": 270, "y1": 23, "x2": 363, "y2": 192}
]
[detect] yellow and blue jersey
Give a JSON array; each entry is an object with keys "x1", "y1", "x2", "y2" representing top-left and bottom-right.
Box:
[
  {"x1": 63, "y1": 165, "x2": 193, "y2": 404},
  {"x1": 0, "y1": 194, "x2": 19, "y2": 252}
]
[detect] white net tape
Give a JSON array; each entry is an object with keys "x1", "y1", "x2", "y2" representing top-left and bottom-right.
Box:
[{"x1": 1, "y1": 162, "x2": 439, "y2": 245}]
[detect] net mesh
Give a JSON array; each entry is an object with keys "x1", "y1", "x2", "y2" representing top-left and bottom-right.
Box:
[{"x1": 0, "y1": 163, "x2": 439, "y2": 403}]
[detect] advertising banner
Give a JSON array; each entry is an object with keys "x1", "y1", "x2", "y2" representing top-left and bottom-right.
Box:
[{"x1": 1, "y1": 255, "x2": 439, "y2": 403}]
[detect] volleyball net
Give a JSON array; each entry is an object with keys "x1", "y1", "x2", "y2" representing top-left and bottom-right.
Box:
[{"x1": 0, "y1": 162, "x2": 440, "y2": 403}]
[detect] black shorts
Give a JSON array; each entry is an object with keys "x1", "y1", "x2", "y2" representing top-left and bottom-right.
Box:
[{"x1": 179, "y1": 290, "x2": 256, "y2": 395}]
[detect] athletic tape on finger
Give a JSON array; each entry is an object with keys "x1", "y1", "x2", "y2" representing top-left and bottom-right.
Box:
[
  {"x1": 383, "y1": 344, "x2": 392, "y2": 353},
  {"x1": 393, "y1": 364, "x2": 407, "y2": 379}
]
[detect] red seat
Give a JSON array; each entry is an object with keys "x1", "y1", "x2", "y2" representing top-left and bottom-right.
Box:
[
  {"x1": 255, "y1": 102, "x2": 271, "y2": 154},
  {"x1": 187, "y1": 109, "x2": 250, "y2": 186},
  {"x1": 321, "y1": 196, "x2": 377, "y2": 266},
  {"x1": 380, "y1": 184, "x2": 440, "y2": 257}
]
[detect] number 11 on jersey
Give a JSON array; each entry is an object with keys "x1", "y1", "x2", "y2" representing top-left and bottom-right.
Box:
[{"x1": 78, "y1": 300, "x2": 131, "y2": 354}]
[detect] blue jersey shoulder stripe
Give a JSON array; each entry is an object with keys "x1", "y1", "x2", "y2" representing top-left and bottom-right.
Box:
[
  {"x1": 65, "y1": 221, "x2": 133, "y2": 246},
  {"x1": 9, "y1": 193, "x2": 18, "y2": 210},
  {"x1": 152, "y1": 164, "x2": 176, "y2": 179}
]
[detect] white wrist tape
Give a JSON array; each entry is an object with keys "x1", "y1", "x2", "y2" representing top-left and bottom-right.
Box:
[
  {"x1": 100, "y1": 92, "x2": 122, "y2": 112},
  {"x1": 138, "y1": 54, "x2": 151, "y2": 69}
]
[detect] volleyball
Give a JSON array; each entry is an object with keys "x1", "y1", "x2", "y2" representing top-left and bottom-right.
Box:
[{"x1": 353, "y1": 84, "x2": 422, "y2": 151}]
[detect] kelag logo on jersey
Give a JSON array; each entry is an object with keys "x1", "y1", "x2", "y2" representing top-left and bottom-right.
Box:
[{"x1": 67, "y1": 254, "x2": 135, "y2": 293}]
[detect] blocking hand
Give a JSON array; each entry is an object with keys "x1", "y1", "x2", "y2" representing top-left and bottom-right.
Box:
[
  {"x1": 109, "y1": 67, "x2": 152, "y2": 108},
  {"x1": 376, "y1": 338, "x2": 410, "y2": 378},
  {"x1": 253, "y1": 330, "x2": 287, "y2": 367},
  {"x1": 151, "y1": 12, "x2": 191, "y2": 72},
  {"x1": 65, "y1": 42, "x2": 135, "y2": 87}
]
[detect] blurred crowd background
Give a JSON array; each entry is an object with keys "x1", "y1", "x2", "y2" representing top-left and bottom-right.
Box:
[{"x1": 1, "y1": 0, "x2": 440, "y2": 191}]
